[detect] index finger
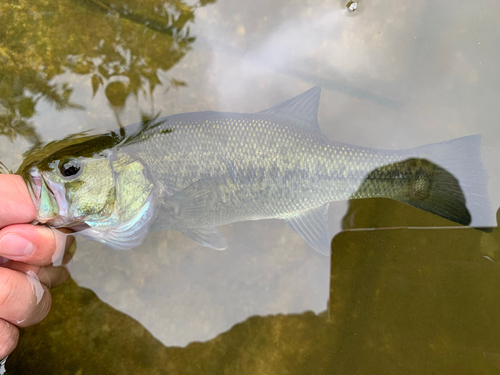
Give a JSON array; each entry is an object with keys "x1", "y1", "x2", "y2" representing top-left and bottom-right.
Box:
[{"x1": 0, "y1": 175, "x2": 36, "y2": 228}]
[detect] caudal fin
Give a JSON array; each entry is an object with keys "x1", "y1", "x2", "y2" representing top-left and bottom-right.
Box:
[
  {"x1": 399, "y1": 135, "x2": 494, "y2": 227},
  {"x1": 397, "y1": 160, "x2": 471, "y2": 226}
]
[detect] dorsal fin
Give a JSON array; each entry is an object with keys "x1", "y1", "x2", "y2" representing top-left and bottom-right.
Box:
[{"x1": 258, "y1": 86, "x2": 322, "y2": 132}]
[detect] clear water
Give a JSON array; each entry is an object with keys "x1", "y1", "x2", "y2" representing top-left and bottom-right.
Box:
[{"x1": 2, "y1": 0, "x2": 500, "y2": 373}]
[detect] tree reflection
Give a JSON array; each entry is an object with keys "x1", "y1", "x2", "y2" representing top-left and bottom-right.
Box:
[{"x1": 0, "y1": 0, "x2": 213, "y2": 144}]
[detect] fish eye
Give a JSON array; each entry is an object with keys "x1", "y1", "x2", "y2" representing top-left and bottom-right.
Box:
[{"x1": 59, "y1": 158, "x2": 81, "y2": 178}]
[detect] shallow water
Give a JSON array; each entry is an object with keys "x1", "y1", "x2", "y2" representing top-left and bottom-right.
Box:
[{"x1": 2, "y1": 0, "x2": 500, "y2": 373}]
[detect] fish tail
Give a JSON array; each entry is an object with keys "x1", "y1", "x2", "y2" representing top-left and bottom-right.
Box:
[{"x1": 398, "y1": 135, "x2": 494, "y2": 227}]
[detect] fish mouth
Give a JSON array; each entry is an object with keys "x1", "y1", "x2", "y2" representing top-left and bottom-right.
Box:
[{"x1": 26, "y1": 167, "x2": 72, "y2": 227}]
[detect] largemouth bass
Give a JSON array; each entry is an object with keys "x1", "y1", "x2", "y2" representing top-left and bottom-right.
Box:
[{"x1": 18, "y1": 87, "x2": 492, "y2": 255}]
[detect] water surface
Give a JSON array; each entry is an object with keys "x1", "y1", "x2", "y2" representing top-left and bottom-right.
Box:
[{"x1": 2, "y1": 0, "x2": 500, "y2": 373}]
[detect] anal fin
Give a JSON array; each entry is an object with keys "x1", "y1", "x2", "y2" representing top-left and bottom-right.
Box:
[{"x1": 284, "y1": 204, "x2": 331, "y2": 256}]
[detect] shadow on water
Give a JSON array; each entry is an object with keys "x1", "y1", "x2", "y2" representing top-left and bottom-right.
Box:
[
  {"x1": 7, "y1": 159, "x2": 500, "y2": 374},
  {"x1": 328, "y1": 202, "x2": 500, "y2": 374},
  {"x1": 0, "y1": 0, "x2": 206, "y2": 143}
]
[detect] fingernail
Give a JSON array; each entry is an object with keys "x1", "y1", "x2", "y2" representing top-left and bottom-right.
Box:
[{"x1": 0, "y1": 234, "x2": 34, "y2": 257}]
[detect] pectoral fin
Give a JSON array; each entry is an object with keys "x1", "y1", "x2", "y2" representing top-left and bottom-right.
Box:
[
  {"x1": 284, "y1": 204, "x2": 331, "y2": 256},
  {"x1": 181, "y1": 227, "x2": 228, "y2": 250},
  {"x1": 154, "y1": 178, "x2": 223, "y2": 228},
  {"x1": 154, "y1": 179, "x2": 229, "y2": 250}
]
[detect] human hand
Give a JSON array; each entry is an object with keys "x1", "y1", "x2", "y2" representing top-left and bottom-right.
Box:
[{"x1": 0, "y1": 174, "x2": 74, "y2": 359}]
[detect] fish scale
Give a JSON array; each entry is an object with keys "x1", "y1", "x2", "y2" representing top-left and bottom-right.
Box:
[{"x1": 131, "y1": 113, "x2": 400, "y2": 224}]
